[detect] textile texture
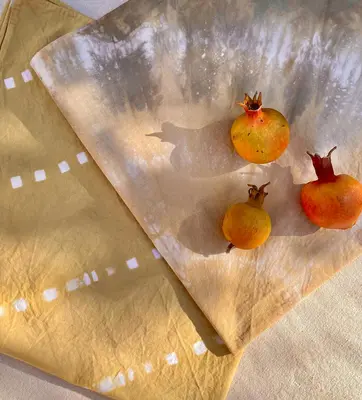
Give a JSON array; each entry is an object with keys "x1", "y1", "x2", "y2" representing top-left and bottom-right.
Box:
[
  {"x1": 31, "y1": 0, "x2": 362, "y2": 353},
  {"x1": 0, "y1": 0, "x2": 240, "y2": 398}
]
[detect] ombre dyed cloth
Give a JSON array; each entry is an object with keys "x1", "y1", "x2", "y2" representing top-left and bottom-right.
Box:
[{"x1": 31, "y1": 0, "x2": 362, "y2": 354}]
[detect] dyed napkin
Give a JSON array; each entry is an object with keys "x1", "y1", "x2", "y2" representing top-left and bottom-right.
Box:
[
  {"x1": 0, "y1": 0, "x2": 240, "y2": 398},
  {"x1": 31, "y1": 0, "x2": 362, "y2": 353}
]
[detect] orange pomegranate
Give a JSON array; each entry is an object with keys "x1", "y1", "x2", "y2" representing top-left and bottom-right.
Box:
[
  {"x1": 301, "y1": 147, "x2": 362, "y2": 229},
  {"x1": 231, "y1": 92, "x2": 289, "y2": 164},
  {"x1": 222, "y1": 182, "x2": 271, "y2": 252}
]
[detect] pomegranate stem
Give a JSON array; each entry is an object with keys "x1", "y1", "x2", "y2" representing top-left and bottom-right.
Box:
[{"x1": 226, "y1": 243, "x2": 235, "y2": 253}]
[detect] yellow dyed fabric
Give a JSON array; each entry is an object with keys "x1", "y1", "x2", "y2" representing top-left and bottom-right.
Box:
[{"x1": 0, "y1": 1, "x2": 240, "y2": 398}]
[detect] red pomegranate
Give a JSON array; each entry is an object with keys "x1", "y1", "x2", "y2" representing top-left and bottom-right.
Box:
[{"x1": 301, "y1": 147, "x2": 362, "y2": 229}]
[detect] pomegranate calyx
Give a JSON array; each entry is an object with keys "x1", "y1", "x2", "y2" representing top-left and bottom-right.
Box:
[
  {"x1": 238, "y1": 91, "x2": 263, "y2": 115},
  {"x1": 307, "y1": 146, "x2": 337, "y2": 183},
  {"x1": 247, "y1": 181, "x2": 270, "y2": 208}
]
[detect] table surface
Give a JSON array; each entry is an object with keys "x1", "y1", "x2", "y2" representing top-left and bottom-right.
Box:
[{"x1": 0, "y1": 1, "x2": 361, "y2": 399}]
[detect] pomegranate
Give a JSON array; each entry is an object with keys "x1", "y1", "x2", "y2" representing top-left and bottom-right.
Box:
[
  {"x1": 222, "y1": 182, "x2": 271, "y2": 252},
  {"x1": 231, "y1": 92, "x2": 289, "y2": 164},
  {"x1": 301, "y1": 147, "x2": 362, "y2": 229}
]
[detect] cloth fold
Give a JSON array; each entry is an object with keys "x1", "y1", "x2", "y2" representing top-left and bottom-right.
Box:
[
  {"x1": 31, "y1": 0, "x2": 362, "y2": 354},
  {"x1": 0, "y1": 0, "x2": 240, "y2": 398}
]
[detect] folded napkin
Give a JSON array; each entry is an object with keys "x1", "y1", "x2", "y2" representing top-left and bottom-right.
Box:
[
  {"x1": 0, "y1": 0, "x2": 240, "y2": 398},
  {"x1": 31, "y1": 0, "x2": 362, "y2": 354}
]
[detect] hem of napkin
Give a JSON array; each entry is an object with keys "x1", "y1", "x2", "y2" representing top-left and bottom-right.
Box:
[
  {"x1": 0, "y1": 0, "x2": 89, "y2": 67},
  {"x1": 0, "y1": 0, "x2": 16, "y2": 65},
  {"x1": 0, "y1": 348, "x2": 118, "y2": 400}
]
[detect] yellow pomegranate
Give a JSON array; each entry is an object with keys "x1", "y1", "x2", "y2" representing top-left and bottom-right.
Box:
[
  {"x1": 222, "y1": 182, "x2": 271, "y2": 252},
  {"x1": 231, "y1": 92, "x2": 289, "y2": 164}
]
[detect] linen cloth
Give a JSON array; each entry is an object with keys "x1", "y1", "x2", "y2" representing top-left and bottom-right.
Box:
[
  {"x1": 31, "y1": 0, "x2": 362, "y2": 353},
  {"x1": 0, "y1": 1, "x2": 240, "y2": 398}
]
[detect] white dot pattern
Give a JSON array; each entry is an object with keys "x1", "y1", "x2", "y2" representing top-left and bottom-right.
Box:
[
  {"x1": 106, "y1": 267, "x2": 116, "y2": 276},
  {"x1": 144, "y1": 362, "x2": 153, "y2": 373},
  {"x1": 34, "y1": 169, "x2": 46, "y2": 182},
  {"x1": 127, "y1": 368, "x2": 135, "y2": 381},
  {"x1": 43, "y1": 288, "x2": 58, "y2": 302},
  {"x1": 114, "y1": 373, "x2": 126, "y2": 387},
  {"x1": 66, "y1": 278, "x2": 80, "y2": 292},
  {"x1": 193, "y1": 340, "x2": 207, "y2": 355},
  {"x1": 13, "y1": 298, "x2": 27, "y2": 312},
  {"x1": 0, "y1": 245, "x2": 227, "y2": 394},
  {"x1": 21, "y1": 69, "x2": 33, "y2": 83},
  {"x1": 7, "y1": 152, "x2": 91, "y2": 190},
  {"x1": 10, "y1": 176, "x2": 23, "y2": 189},
  {"x1": 152, "y1": 248, "x2": 162, "y2": 259},
  {"x1": 91, "y1": 270, "x2": 99, "y2": 282},
  {"x1": 126, "y1": 257, "x2": 139, "y2": 270},
  {"x1": 77, "y1": 152, "x2": 88, "y2": 164},
  {"x1": 83, "y1": 273, "x2": 91, "y2": 286},
  {"x1": 98, "y1": 377, "x2": 114, "y2": 393},
  {"x1": 58, "y1": 161, "x2": 70, "y2": 173},
  {"x1": 165, "y1": 352, "x2": 178, "y2": 365},
  {"x1": 4, "y1": 77, "x2": 15, "y2": 89}
]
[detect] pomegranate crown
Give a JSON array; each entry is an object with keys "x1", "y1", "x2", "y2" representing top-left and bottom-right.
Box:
[
  {"x1": 238, "y1": 91, "x2": 263, "y2": 112},
  {"x1": 247, "y1": 181, "x2": 270, "y2": 207},
  {"x1": 307, "y1": 146, "x2": 337, "y2": 182}
]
